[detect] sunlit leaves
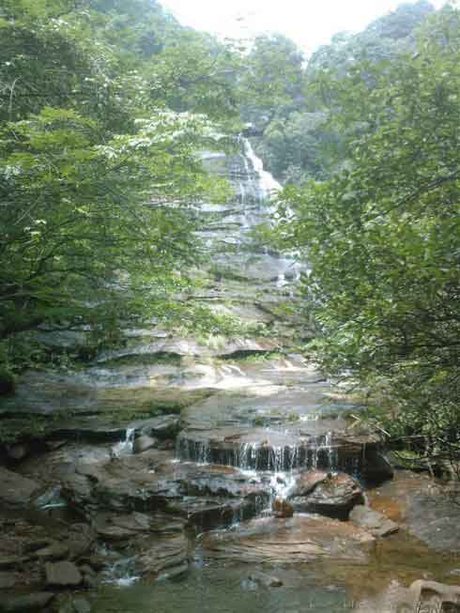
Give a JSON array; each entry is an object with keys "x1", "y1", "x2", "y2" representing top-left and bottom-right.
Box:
[{"x1": 277, "y1": 8, "x2": 460, "y2": 454}]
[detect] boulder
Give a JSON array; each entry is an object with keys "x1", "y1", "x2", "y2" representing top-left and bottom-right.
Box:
[
  {"x1": 23, "y1": 538, "x2": 54, "y2": 553},
  {"x1": 0, "y1": 556, "x2": 29, "y2": 570},
  {"x1": 272, "y1": 498, "x2": 294, "y2": 518},
  {"x1": 35, "y1": 542, "x2": 69, "y2": 561},
  {"x1": 5, "y1": 443, "x2": 29, "y2": 462},
  {"x1": 410, "y1": 579, "x2": 460, "y2": 608},
  {"x1": 0, "y1": 572, "x2": 16, "y2": 589},
  {"x1": 66, "y1": 524, "x2": 95, "y2": 559},
  {"x1": 248, "y1": 571, "x2": 283, "y2": 588},
  {"x1": 291, "y1": 470, "x2": 329, "y2": 496},
  {"x1": 133, "y1": 435, "x2": 158, "y2": 454},
  {"x1": 349, "y1": 505, "x2": 399, "y2": 537},
  {"x1": 289, "y1": 472, "x2": 364, "y2": 519},
  {"x1": 0, "y1": 467, "x2": 41, "y2": 507},
  {"x1": 0, "y1": 592, "x2": 55, "y2": 612},
  {"x1": 130, "y1": 414, "x2": 180, "y2": 440},
  {"x1": 73, "y1": 597, "x2": 92, "y2": 613},
  {"x1": 45, "y1": 561, "x2": 82, "y2": 587}
]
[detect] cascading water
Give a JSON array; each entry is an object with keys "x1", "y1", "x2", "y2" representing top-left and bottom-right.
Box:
[
  {"x1": 111, "y1": 427, "x2": 136, "y2": 458},
  {"x1": 241, "y1": 138, "x2": 282, "y2": 197},
  {"x1": 176, "y1": 434, "x2": 339, "y2": 472},
  {"x1": 175, "y1": 139, "x2": 336, "y2": 517}
]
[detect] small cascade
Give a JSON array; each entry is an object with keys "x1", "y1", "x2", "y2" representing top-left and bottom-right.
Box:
[
  {"x1": 276, "y1": 272, "x2": 287, "y2": 288},
  {"x1": 176, "y1": 432, "x2": 341, "y2": 473},
  {"x1": 177, "y1": 437, "x2": 211, "y2": 465},
  {"x1": 111, "y1": 427, "x2": 135, "y2": 458},
  {"x1": 102, "y1": 556, "x2": 140, "y2": 587}
]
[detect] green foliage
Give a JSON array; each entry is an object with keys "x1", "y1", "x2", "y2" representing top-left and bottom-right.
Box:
[
  {"x1": 248, "y1": 1, "x2": 437, "y2": 184},
  {"x1": 278, "y1": 7, "x2": 460, "y2": 462},
  {"x1": 239, "y1": 34, "x2": 306, "y2": 127},
  {"x1": 147, "y1": 30, "x2": 240, "y2": 122},
  {"x1": 0, "y1": 0, "x2": 238, "y2": 378}
]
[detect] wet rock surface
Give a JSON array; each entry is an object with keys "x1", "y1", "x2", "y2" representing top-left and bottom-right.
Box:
[
  {"x1": 349, "y1": 504, "x2": 400, "y2": 537},
  {"x1": 368, "y1": 470, "x2": 460, "y2": 552},
  {"x1": 289, "y1": 472, "x2": 365, "y2": 519},
  {"x1": 202, "y1": 515, "x2": 375, "y2": 564}
]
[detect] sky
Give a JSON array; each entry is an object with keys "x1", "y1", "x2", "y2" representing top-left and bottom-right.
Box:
[{"x1": 159, "y1": 0, "x2": 448, "y2": 55}]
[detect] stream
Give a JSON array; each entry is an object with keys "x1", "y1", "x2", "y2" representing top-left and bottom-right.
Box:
[{"x1": 1, "y1": 138, "x2": 460, "y2": 612}]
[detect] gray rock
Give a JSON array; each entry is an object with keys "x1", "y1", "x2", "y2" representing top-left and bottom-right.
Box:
[
  {"x1": 0, "y1": 467, "x2": 41, "y2": 507},
  {"x1": 66, "y1": 524, "x2": 95, "y2": 559},
  {"x1": 0, "y1": 572, "x2": 16, "y2": 589},
  {"x1": 45, "y1": 561, "x2": 82, "y2": 587},
  {"x1": 79, "y1": 564, "x2": 96, "y2": 577},
  {"x1": 133, "y1": 434, "x2": 158, "y2": 454},
  {"x1": 0, "y1": 592, "x2": 54, "y2": 611},
  {"x1": 71, "y1": 597, "x2": 92, "y2": 613},
  {"x1": 349, "y1": 505, "x2": 399, "y2": 537},
  {"x1": 23, "y1": 538, "x2": 54, "y2": 553},
  {"x1": 6, "y1": 443, "x2": 29, "y2": 461},
  {"x1": 94, "y1": 511, "x2": 152, "y2": 541},
  {"x1": 0, "y1": 556, "x2": 29, "y2": 570},
  {"x1": 410, "y1": 579, "x2": 460, "y2": 609},
  {"x1": 35, "y1": 542, "x2": 69, "y2": 561},
  {"x1": 248, "y1": 571, "x2": 283, "y2": 588},
  {"x1": 131, "y1": 414, "x2": 180, "y2": 440},
  {"x1": 361, "y1": 448, "x2": 394, "y2": 483}
]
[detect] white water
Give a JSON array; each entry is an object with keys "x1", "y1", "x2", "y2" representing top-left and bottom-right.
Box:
[
  {"x1": 111, "y1": 427, "x2": 136, "y2": 458},
  {"x1": 242, "y1": 139, "x2": 282, "y2": 197}
]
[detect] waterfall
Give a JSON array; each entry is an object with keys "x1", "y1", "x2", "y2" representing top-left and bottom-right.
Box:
[
  {"x1": 176, "y1": 434, "x2": 339, "y2": 473},
  {"x1": 242, "y1": 138, "x2": 282, "y2": 197},
  {"x1": 111, "y1": 427, "x2": 136, "y2": 458}
]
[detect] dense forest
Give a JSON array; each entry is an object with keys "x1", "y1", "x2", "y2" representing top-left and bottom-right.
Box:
[{"x1": 1, "y1": 0, "x2": 459, "y2": 466}]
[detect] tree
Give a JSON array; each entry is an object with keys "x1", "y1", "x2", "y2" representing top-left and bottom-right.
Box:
[
  {"x1": 0, "y1": 0, "x2": 233, "y2": 377},
  {"x1": 239, "y1": 34, "x2": 306, "y2": 127},
  {"x1": 278, "y1": 6, "x2": 460, "y2": 463},
  {"x1": 249, "y1": 1, "x2": 436, "y2": 184}
]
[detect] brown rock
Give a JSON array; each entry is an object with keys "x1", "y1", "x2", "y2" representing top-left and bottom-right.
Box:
[
  {"x1": 290, "y1": 472, "x2": 364, "y2": 519},
  {"x1": 203, "y1": 515, "x2": 375, "y2": 565},
  {"x1": 45, "y1": 561, "x2": 82, "y2": 587},
  {"x1": 272, "y1": 498, "x2": 294, "y2": 518},
  {"x1": 349, "y1": 505, "x2": 399, "y2": 537},
  {"x1": 292, "y1": 470, "x2": 329, "y2": 496}
]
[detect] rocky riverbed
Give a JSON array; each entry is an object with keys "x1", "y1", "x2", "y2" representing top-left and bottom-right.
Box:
[{"x1": 1, "y1": 141, "x2": 459, "y2": 612}]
